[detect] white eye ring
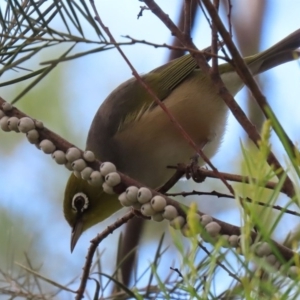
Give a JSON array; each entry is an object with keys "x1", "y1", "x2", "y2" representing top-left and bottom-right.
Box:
[{"x1": 72, "y1": 192, "x2": 89, "y2": 212}]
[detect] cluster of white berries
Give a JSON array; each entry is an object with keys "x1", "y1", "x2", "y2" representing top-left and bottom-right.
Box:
[
  {"x1": 251, "y1": 241, "x2": 299, "y2": 276},
  {"x1": 102, "y1": 162, "x2": 181, "y2": 223},
  {"x1": 0, "y1": 102, "x2": 44, "y2": 145},
  {"x1": 104, "y1": 165, "x2": 218, "y2": 238},
  {"x1": 64, "y1": 147, "x2": 104, "y2": 186},
  {"x1": 0, "y1": 101, "x2": 102, "y2": 185},
  {"x1": 0, "y1": 102, "x2": 103, "y2": 186},
  {"x1": 1, "y1": 101, "x2": 299, "y2": 277},
  {"x1": 98, "y1": 161, "x2": 300, "y2": 276},
  {"x1": 101, "y1": 161, "x2": 222, "y2": 237}
]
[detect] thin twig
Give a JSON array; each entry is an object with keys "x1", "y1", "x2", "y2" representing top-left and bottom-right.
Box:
[
  {"x1": 169, "y1": 0, "x2": 199, "y2": 61},
  {"x1": 198, "y1": 242, "x2": 242, "y2": 283},
  {"x1": 166, "y1": 190, "x2": 300, "y2": 217},
  {"x1": 168, "y1": 164, "x2": 290, "y2": 195},
  {"x1": 226, "y1": 0, "x2": 233, "y2": 37},
  {"x1": 211, "y1": 0, "x2": 220, "y2": 71},
  {"x1": 184, "y1": 0, "x2": 192, "y2": 38},
  {"x1": 123, "y1": 36, "x2": 228, "y2": 61},
  {"x1": 75, "y1": 212, "x2": 135, "y2": 300}
]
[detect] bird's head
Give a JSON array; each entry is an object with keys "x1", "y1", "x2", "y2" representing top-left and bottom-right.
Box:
[{"x1": 63, "y1": 173, "x2": 122, "y2": 252}]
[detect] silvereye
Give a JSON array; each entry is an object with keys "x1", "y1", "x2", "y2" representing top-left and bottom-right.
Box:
[{"x1": 64, "y1": 29, "x2": 300, "y2": 251}]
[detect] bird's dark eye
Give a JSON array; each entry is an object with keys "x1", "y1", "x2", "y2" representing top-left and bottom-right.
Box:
[{"x1": 72, "y1": 193, "x2": 89, "y2": 212}]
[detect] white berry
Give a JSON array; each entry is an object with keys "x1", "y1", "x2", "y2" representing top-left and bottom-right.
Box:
[
  {"x1": 220, "y1": 235, "x2": 230, "y2": 247},
  {"x1": 52, "y1": 150, "x2": 67, "y2": 164},
  {"x1": 18, "y1": 117, "x2": 35, "y2": 133},
  {"x1": 181, "y1": 224, "x2": 190, "y2": 237},
  {"x1": 141, "y1": 203, "x2": 156, "y2": 216},
  {"x1": 170, "y1": 216, "x2": 185, "y2": 229},
  {"x1": 83, "y1": 150, "x2": 95, "y2": 162},
  {"x1": 187, "y1": 212, "x2": 201, "y2": 223},
  {"x1": 152, "y1": 213, "x2": 164, "y2": 222},
  {"x1": 100, "y1": 162, "x2": 116, "y2": 176},
  {"x1": 65, "y1": 147, "x2": 81, "y2": 162},
  {"x1": 26, "y1": 129, "x2": 40, "y2": 144},
  {"x1": 205, "y1": 222, "x2": 221, "y2": 236},
  {"x1": 228, "y1": 235, "x2": 239, "y2": 247},
  {"x1": 0, "y1": 116, "x2": 10, "y2": 132},
  {"x1": 65, "y1": 161, "x2": 73, "y2": 171},
  {"x1": 35, "y1": 120, "x2": 44, "y2": 129},
  {"x1": 7, "y1": 117, "x2": 19, "y2": 132},
  {"x1": 105, "y1": 172, "x2": 121, "y2": 187},
  {"x1": 81, "y1": 167, "x2": 93, "y2": 180},
  {"x1": 118, "y1": 192, "x2": 132, "y2": 207},
  {"x1": 288, "y1": 266, "x2": 299, "y2": 277},
  {"x1": 88, "y1": 171, "x2": 103, "y2": 186},
  {"x1": 102, "y1": 182, "x2": 115, "y2": 194},
  {"x1": 265, "y1": 254, "x2": 277, "y2": 265},
  {"x1": 151, "y1": 195, "x2": 166, "y2": 212},
  {"x1": 137, "y1": 187, "x2": 152, "y2": 204},
  {"x1": 2, "y1": 102, "x2": 12, "y2": 111},
  {"x1": 26, "y1": 129, "x2": 39, "y2": 144},
  {"x1": 162, "y1": 205, "x2": 178, "y2": 221},
  {"x1": 274, "y1": 261, "x2": 281, "y2": 270},
  {"x1": 200, "y1": 215, "x2": 213, "y2": 226},
  {"x1": 125, "y1": 186, "x2": 139, "y2": 203},
  {"x1": 72, "y1": 159, "x2": 87, "y2": 172},
  {"x1": 0, "y1": 110, "x2": 5, "y2": 119},
  {"x1": 39, "y1": 139, "x2": 56, "y2": 154},
  {"x1": 254, "y1": 242, "x2": 272, "y2": 257}
]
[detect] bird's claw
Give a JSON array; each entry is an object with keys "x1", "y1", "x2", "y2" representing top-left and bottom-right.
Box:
[{"x1": 186, "y1": 155, "x2": 206, "y2": 183}]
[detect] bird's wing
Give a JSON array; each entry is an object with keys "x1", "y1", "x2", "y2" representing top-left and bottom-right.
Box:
[{"x1": 116, "y1": 54, "x2": 198, "y2": 132}]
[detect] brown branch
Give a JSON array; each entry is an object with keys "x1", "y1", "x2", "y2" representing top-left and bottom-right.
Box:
[
  {"x1": 211, "y1": 0, "x2": 220, "y2": 74},
  {"x1": 169, "y1": 0, "x2": 199, "y2": 60},
  {"x1": 232, "y1": 0, "x2": 267, "y2": 138},
  {"x1": 168, "y1": 164, "x2": 291, "y2": 195},
  {"x1": 211, "y1": 0, "x2": 220, "y2": 76},
  {"x1": 166, "y1": 190, "x2": 300, "y2": 218},
  {"x1": 184, "y1": 0, "x2": 192, "y2": 38},
  {"x1": 158, "y1": 168, "x2": 185, "y2": 194},
  {"x1": 137, "y1": 6, "x2": 149, "y2": 19},
  {"x1": 123, "y1": 36, "x2": 228, "y2": 61},
  {"x1": 225, "y1": 0, "x2": 233, "y2": 37}
]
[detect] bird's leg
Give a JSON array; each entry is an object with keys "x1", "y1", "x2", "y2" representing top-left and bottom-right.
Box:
[
  {"x1": 185, "y1": 139, "x2": 210, "y2": 183},
  {"x1": 186, "y1": 153, "x2": 206, "y2": 183}
]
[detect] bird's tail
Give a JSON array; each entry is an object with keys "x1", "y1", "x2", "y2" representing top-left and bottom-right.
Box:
[{"x1": 246, "y1": 29, "x2": 300, "y2": 75}]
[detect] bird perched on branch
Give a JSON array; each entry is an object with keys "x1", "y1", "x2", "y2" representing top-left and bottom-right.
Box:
[{"x1": 64, "y1": 29, "x2": 300, "y2": 251}]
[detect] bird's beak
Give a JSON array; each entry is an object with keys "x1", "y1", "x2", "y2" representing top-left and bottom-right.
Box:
[{"x1": 71, "y1": 218, "x2": 84, "y2": 253}]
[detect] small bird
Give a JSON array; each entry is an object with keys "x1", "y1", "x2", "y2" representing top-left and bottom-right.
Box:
[{"x1": 64, "y1": 29, "x2": 300, "y2": 251}]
